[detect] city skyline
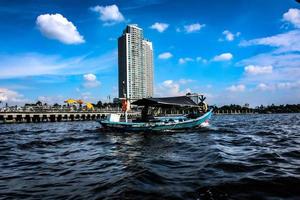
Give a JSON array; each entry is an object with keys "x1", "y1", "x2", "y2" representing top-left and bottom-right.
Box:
[{"x1": 0, "y1": 0, "x2": 300, "y2": 106}]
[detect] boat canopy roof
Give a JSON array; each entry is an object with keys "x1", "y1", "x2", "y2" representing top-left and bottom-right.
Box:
[{"x1": 132, "y1": 96, "x2": 199, "y2": 107}]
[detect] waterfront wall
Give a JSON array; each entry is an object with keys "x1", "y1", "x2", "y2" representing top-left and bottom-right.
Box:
[
  {"x1": 0, "y1": 109, "x2": 257, "y2": 124},
  {"x1": 213, "y1": 109, "x2": 255, "y2": 115},
  {"x1": 0, "y1": 111, "x2": 139, "y2": 124}
]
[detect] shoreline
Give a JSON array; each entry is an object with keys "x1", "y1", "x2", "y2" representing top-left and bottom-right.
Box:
[{"x1": 1, "y1": 111, "x2": 299, "y2": 124}]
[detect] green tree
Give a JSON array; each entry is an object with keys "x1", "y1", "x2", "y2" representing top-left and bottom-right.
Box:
[
  {"x1": 96, "y1": 100, "x2": 103, "y2": 108},
  {"x1": 36, "y1": 101, "x2": 43, "y2": 106}
]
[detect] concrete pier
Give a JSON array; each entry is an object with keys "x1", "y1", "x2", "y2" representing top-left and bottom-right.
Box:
[{"x1": 0, "y1": 111, "x2": 139, "y2": 124}]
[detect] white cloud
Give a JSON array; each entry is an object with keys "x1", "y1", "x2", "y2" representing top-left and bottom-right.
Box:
[
  {"x1": 36, "y1": 13, "x2": 85, "y2": 44},
  {"x1": 184, "y1": 23, "x2": 205, "y2": 33},
  {"x1": 155, "y1": 80, "x2": 191, "y2": 96},
  {"x1": 277, "y1": 81, "x2": 300, "y2": 90},
  {"x1": 83, "y1": 73, "x2": 96, "y2": 81},
  {"x1": 158, "y1": 52, "x2": 173, "y2": 59},
  {"x1": 239, "y1": 32, "x2": 300, "y2": 85},
  {"x1": 83, "y1": 73, "x2": 101, "y2": 88},
  {"x1": 150, "y1": 22, "x2": 169, "y2": 32},
  {"x1": 179, "y1": 57, "x2": 193, "y2": 64},
  {"x1": 238, "y1": 9, "x2": 300, "y2": 87},
  {"x1": 240, "y1": 52, "x2": 300, "y2": 69},
  {"x1": 213, "y1": 53, "x2": 233, "y2": 61},
  {"x1": 244, "y1": 65, "x2": 273, "y2": 75},
  {"x1": 220, "y1": 30, "x2": 240, "y2": 42},
  {"x1": 239, "y1": 30, "x2": 300, "y2": 53},
  {"x1": 256, "y1": 83, "x2": 273, "y2": 91},
  {"x1": 91, "y1": 4, "x2": 125, "y2": 25},
  {"x1": 255, "y1": 81, "x2": 300, "y2": 92},
  {"x1": 177, "y1": 56, "x2": 207, "y2": 64},
  {"x1": 38, "y1": 95, "x2": 65, "y2": 104},
  {"x1": 178, "y1": 79, "x2": 194, "y2": 84},
  {"x1": 242, "y1": 65, "x2": 300, "y2": 86},
  {"x1": 160, "y1": 80, "x2": 180, "y2": 96},
  {"x1": 0, "y1": 88, "x2": 28, "y2": 104},
  {"x1": 226, "y1": 84, "x2": 246, "y2": 92},
  {"x1": 223, "y1": 30, "x2": 234, "y2": 41},
  {"x1": 83, "y1": 81, "x2": 101, "y2": 88},
  {"x1": 283, "y1": 8, "x2": 300, "y2": 28},
  {"x1": 196, "y1": 56, "x2": 208, "y2": 63},
  {"x1": 0, "y1": 51, "x2": 117, "y2": 79}
]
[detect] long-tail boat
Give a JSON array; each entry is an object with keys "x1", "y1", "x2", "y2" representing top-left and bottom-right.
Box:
[{"x1": 97, "y1": 94, "x2": 213, "y2": 132}]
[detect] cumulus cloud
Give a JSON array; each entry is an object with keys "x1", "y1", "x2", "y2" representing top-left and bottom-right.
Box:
[
  {"x1": 213, "y1": 53, "x2": 233, "y2": 61},
  {"x1": 83, "y1": 73, "x2": 96, "y2": 81},
  {"x1": 0, "y1": 88, "x2": 28, "y2": 104},
  {"x1": 283, "y1": 8, "x2": 300, "y2": 28},
  {"x1": 183, "y1": 23, "x2": 205, "y2": 33},
  {"x1": 196, "y1": 56, "x2": 208, "y2": 63},
  {"x1": 240, "y1": 52, "x2": 300, "y2": 70},
  {"x1": 245, "y1": 65, "x2": 273, "y2": 75},
  {"x1": 91, "y1": 4, "x2": 125, "y2": 25},
  {"x1": 255, "y1": 81, "x2": 300, "y2": 91},
  {"x1": 36, "y1": 13, "x2": 85, "y2": 44},
  {"x1": 179, "y1": 57, "x2": 194, "y2": 64},
  {"x1": 256, "y1": 83, "x2": 274, "y2": 91},
  {"x1": 155, "y1": 80, "x2": 191, "y2": 96},
  {"x1": 239, "y1": 8, "x2": 300, "y2": 51},
  {"x1": 223, "y1": 30, "x2": 234, "y2": 41},
  {"x1": 38, "y1": 95, "x2": 65, "y2": 104},
  {"x1": 83, "y1": 73, "x2": 101, "y2": 88},
  {"x1": 240, "y1": 30, "x2": 300, "y2": 53},
  {"x1": 158, "y1": 52, "x2": 173, "y2": 59},
  {"x1": 226, "y1": 84, "x2": 246, "y2": 92},
  {"x1": 277, "y1": 81, "x2": 300, "y2": 90},
  {"x1": 220, "y1": 30, "x2": 240, "y2": 41},
  {"x1": 150, "y1": 22, "x2": 169, "y2": 32},
  {"x1": 239, "y1": 11, "x2": 300, "y2": 86},
  {"x1": 177, "y1": 56, "x2": 207, "y2": 64}
]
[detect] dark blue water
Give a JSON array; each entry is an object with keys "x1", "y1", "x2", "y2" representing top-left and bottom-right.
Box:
[{"x1": 1, "y1": 114, "x2": 300, "y2": 200}]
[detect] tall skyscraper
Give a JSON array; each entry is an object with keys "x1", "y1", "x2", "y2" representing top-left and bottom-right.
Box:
[{"x1": 118, "y1": 24, "x2": 154, "y2": 100}]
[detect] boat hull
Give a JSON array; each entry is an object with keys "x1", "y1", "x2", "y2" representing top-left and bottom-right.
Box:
[{"x1": 97, "y1": 110, "x2": 213, "y2": 132}]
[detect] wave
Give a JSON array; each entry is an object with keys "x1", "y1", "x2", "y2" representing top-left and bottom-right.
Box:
[
  {"x1": 194, "y1": 177, "x2": 300, "y2": 200},
  {"x1": 1, "y1": 114, "x2": 300, "y2": 199}
]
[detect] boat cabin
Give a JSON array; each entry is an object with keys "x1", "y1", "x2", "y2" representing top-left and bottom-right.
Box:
[{"x1": 132, "y1": 95, "x2": 208, "y2": 122}]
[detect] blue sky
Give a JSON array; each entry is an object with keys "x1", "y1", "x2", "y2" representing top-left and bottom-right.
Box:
[{"x1": 0, "y1": 0, "x2": 300, "y2": 106}]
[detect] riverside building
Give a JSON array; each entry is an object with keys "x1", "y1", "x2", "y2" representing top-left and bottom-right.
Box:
[{"x1": 118, "y1": 24, "x2": 154, "y2": 100}]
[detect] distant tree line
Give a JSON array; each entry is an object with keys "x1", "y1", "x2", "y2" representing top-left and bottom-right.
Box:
[
  {"x1": 23, "y1": 100, "x2": 122, "y2": 109},
  {"x1": 210, "y1": 104, "x2": 300, "y2": 114},
  {"x1": 3, "y1": 99, "x2": 300, "y2": 114},
  {"x1": 254, "y1": 104, "x2": 300, "y2": 114},
  {"x1": 92, "y1": 101, "x2": 122, "y2": 109}
]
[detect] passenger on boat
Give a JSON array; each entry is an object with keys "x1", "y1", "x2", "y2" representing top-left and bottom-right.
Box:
[
  {"x1": 141, "y1": 106, "x2": 148, "y2": 121},
  {"x1": 187, "y1": 108, "x2": 202, "y2": 119},
  {"x1": 141, "y1": 106, "x2": 155, "y2": 122}
]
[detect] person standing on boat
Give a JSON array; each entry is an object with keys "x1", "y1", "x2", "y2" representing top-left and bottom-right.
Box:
[{"x1": 141, "y1": 106, "x2": 149, "y2": 122}]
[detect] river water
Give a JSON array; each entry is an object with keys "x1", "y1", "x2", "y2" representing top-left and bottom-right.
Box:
[{"x1": 0, "y1": 114, "x2": 300, "y2": 200}]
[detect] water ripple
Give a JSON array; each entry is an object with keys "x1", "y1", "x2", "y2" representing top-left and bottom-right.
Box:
[{"x1": 0, "y1": 114, "x2": 300, "y2": 199}]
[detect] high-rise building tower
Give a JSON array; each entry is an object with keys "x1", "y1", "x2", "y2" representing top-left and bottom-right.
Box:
[
  {"x1": 142, "y1": 40, "x2": 154, "y2": 98},
  {"x1": 118, "y1": 24, "x2": 154, "y2": 100}
]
